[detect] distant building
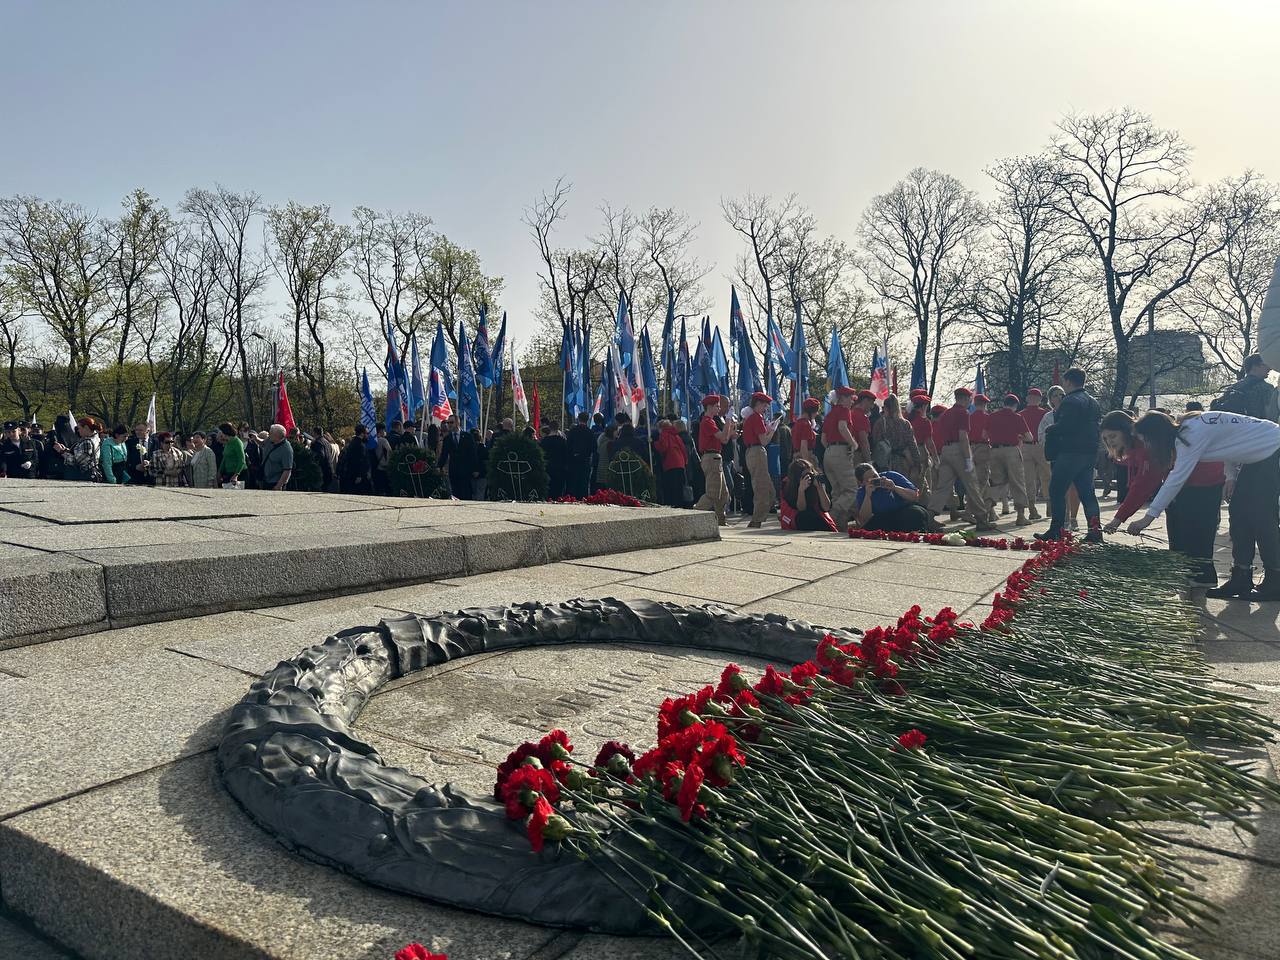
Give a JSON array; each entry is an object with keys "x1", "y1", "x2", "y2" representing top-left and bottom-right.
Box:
[
  {"x1": 1128, "y1": 330, "x2": 1205, "y2": 395},
  {"x1": 984, "y1": 349, "x2": 1073, "y2": 396}
]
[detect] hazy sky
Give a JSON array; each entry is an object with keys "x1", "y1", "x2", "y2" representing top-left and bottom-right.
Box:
[{"x1": 3, "y1": 0, "x2": 1278, "y2": 358}]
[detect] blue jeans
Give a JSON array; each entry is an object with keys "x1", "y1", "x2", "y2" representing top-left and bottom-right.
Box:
[{"x1": 1047, "y1": 452, "x2": 1099, "y2": 536}]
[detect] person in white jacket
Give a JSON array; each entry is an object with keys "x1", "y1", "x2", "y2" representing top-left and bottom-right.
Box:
[{"x1": 1126, "y1": 410, "x2": 1280, "y2": 600}]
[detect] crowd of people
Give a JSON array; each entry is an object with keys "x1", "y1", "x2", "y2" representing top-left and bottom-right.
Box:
[{"x1": 5, "y1": 353, "x2": 1279, "y2": 600}]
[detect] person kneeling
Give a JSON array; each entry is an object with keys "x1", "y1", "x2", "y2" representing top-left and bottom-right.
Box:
[
  {"x1": 779, "y1": 458, "x2": 837, "y2": 532},
  {"x1": 853, "y1": 463, "x2": 935, "y2": 533}
]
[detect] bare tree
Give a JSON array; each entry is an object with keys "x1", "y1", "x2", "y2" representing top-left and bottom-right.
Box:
[
  {"x1": 1169, "y1": 174, "x2": 1280, "y2": 380},
  {"x1": 968, "y1": 156, "x2": 1088, "y2": 397},
  {"x1": 267, "y1": 202, "x2": 353, "y2": 426},
  {"x1": 858, "y1": 168, "x2": 985, "y2": 394},
  {"x1": 182, "y1": 186, "x2": 269, "y2": 424},
  {"x1": 349, "y1": 207, "x2": 435, "y2": 358},
  {"x1": 642, "y1": 206, "x2": 709, "y2": 321},
  {"x1": 723, "y1": 192, "x2": 796, "y2": 332},
  {"x1": 525, "y1": 179, "x2": 610, "y2": 346},
  {"x1": 0, "y1": 196, "x2": 115, "y2": 409},
  {"x1": 1050, "y1": 109, "x2": 1263, "y2": 407},
  {"x1": 0, "y1": 274, "x2": 36, "y2": 420},
  {"x1": 413, "y1": 232, "x2": 503, "y2": 349}
]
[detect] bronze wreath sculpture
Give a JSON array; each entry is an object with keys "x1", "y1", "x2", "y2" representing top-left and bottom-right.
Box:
[{"x1": 217, "y1": 598, "x2": 858, "y2": 934}]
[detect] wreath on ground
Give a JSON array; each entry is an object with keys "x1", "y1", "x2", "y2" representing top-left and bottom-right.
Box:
[
  {"x1": 606, "y1": 448, "x2": 656, "y2": 502},
  {"x1": 486, "y1": 431, "x2": 548, "y2": 501},
  {"x1": 388, "y1": 444, "x2": 444, "y2": 498}
]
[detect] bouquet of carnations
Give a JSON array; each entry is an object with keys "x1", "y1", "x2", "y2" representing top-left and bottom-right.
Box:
[
  {"x1": 494, "y1": 543, "x2": 1279, "y2": 959},
  {"x1": 553, "y1": 489, "x2": 646, "y2": 507}
]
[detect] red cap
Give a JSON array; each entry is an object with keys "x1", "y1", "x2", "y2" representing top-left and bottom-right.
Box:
[
  {"x1": 835, "y1": 386, "x2": 857, "y2": 398},
  {"x1": 973, "y1": 393, "x2": 990, "y2": 404},
  {"x1": 909, "y1": 389, "x2": 929, "y2": 398},
  {"x1": 930, "y1": 405, "x2": 947, "y2": 416},
  {"x1": 701, "y1": 394, "x2": 721, "y2": 407},
  {"x1": 954, "y1": 387, "x2": 973, "y2": 398},
  {"x1": 1027, "y1": 387, "x2": 1043, "y2": 397},
  {"x1": 802, "y1": 397, "x2": 821, "y2": 411},
  {"x1": 1004, "y1": 393, "x2": 1019, "y2": 403},
  {"x1": 856, "y1": 389, "x2": 877, "y2": 402},
  {"x1": 910, "y1": 394, "x2": 931, "y2": 405},
  {"x1": 750, "y1": 391, "x2": 773, "y2": 406}
]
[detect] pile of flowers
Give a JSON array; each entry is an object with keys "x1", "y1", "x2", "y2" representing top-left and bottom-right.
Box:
[
  {"x1": 394, "y1": 945, "x2": 445, "y2": 960},
  {"x1": 552, "y1": 489, "x2": 646, "y2": 507},
  {"x1": 848, "y1": 526, "x2": 1042, "y2": 550},
  {"x1": 493, "y1": 541, "x2": 1280, "y2": 959}
]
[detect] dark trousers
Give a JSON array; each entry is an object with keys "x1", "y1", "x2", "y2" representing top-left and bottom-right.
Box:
[
  {"x1": 1048, "y1": 452, "x2": 1099, "y2": 535},
  {"x1": 568, "y1": 460, "x2": 591, "y2": 499},
  {"x1": 1230, "y1": 451, "x2": 1280, "y2": 571},
  {"x1": 661, "y1": 467, "x2": 687, "y2": 508},
  {"x1": 863, "y1": 503, "x2": 931, "y2": 533},
  {"x1": 1167, "y1": 483, "x2": 1223, "y2": 582}
]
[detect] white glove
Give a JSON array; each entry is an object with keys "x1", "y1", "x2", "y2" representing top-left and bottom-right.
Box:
[
  {"x1": 20, "y1": 461, "x2": 32, "y2": 470},
  {"x1": 965, "y1": 458, "x2": 975, "y2": 472}
]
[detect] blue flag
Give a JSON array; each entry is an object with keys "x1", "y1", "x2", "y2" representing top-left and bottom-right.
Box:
[
  {"x1": 790, "y1": 304, "x2": 808, "y2": 418},
  {"x1": 473, "y1": 307, "x2": 494, "y2": 388},
  {"x1": 599, "y1": 347, "x2": 616, "y2": 424},
  {"x1": 431, "y1": 321, "x2": 455, "y2": 401},
  {"x1": 409, "y1": 334, "x2": 427, "y2": 416},
  {"x1": 735, "y1": 322, "x2": 763, "y2": 412},
  {"x1": 360, "y1": 367, "x2": 377, "y2": 449},
  {"x1": 640, "y1": 326, "x2": 659, "y2": 420},
  {"x1": 826, "y1": 328, "x2": 848, "y2": 411},
  {"x1": 490, "y1": 312, "x2": 507, "y2": 382},
  {"x1": 661, "y1": 290, "x2": 676, "y2": 376},
  {"x1": 673, "y1": 315, "x2": 691, "y2": 423},
  {"x1": 766, "y1": 349, "x2": 782, "y2": 417},
  {"x1": 579, "y1": 326, "x2": 592, "y2": 416},
  {"x1": 457, "y1": 321, "x2": 481, "y2": 429},
  {"x1": 614, "y1": 291, "x2": 634, "y2": 372},
  {"x1": 971, "y1": 364, "x2": 985, "y2": 412},
  {"x1": 766, "y1": 312, "x2": 794, "y2": 380},
  {"x1": 385, "y1": 325, "x2": 409, "y2": 430},
  {"x1": 910, "y1": 335, "x2": 927, "y2": 392}
]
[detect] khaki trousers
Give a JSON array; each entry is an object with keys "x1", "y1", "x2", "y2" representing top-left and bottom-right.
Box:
[
  {"x1": 927, "y1": 443, "x2": 988, "y2": 523},
  {"x1": 746, "y1": 445, "x2": 773, "y2": 526},
  {"x1": 988, "y1": 445, "x2": 1028, "y2": 508},
  {"x1": 694, "y1": 452, "x2": 727, "y2": 519},
  {"x1": 1023, "y1": 442, "x2": 1050, "y2": 502},
  {"x1": 971, "y1": 443, "x2": 995, "y2": 520},
  {"x1": 823, "y1": 445, "x2": 858, "y2": 530}
]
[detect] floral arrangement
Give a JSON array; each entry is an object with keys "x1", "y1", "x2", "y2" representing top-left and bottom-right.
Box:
[
  {"x1": 553, "y1": 489, "x2": 646, "y2": 507},
  {"x1": 492, "y1": 541, "x2": 1279, "y2": 959},
  {"x1": 848, "y1": 526, "x2": 1042, "y2": 550}
]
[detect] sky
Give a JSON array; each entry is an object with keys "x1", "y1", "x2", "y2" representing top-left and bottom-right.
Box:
[{"x1": 3, "y1": 0, "x2": 1279, "y2": 366}]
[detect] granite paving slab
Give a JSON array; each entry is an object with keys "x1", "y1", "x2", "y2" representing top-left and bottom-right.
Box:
[
  {"x1": 776, "y1": 575, "x2": 977, "y2": 620},
  {"x1": 566, "y1": 539, "x2": 767, "y2": 575},
  {"x1": 1202, "y1": 599, "x2": 1280, "y2": 644},
  {"x1": 0, "y1": 912, "x2": 71, "y2": 959},
  {"x1": 735, "y1": 596, "x2": 882, "y2": 632},
  {"x1": 706, "y1": 550, "x2": 851, "y2": 580},
  {"x1": 868, "y1": 544, "x2": 1029, "y2": 575},
  {"x1": 0, "y1": 752, "x2": 566, "y2": 960},
  {"x1": 0, "y1": 543, "x2": 107, "y2": 648},
  {"x1": 0, "y1": 610, "x2": 277, "y2": 678},
  {"x1": 183, "y1": 510, "x2": 402, "y2": 537},
  {"x1": 512, "y1": 509, "x2": 720, "y2": 562},
  {"x1": 433, "y1": 520, "x2": 549, "y2": 574},
  {"x1": 622, "y1": 566, "x2": 806, "y2": 606},
  {"x1": 0, "y1": 489, "x2": 261, "y2": 524},
  {"x1": 359, "y1": 642, "x2": 772, "y2": 796},
  {"x1": 762, "y1": 539, "x2": 898, "y2": 565},
  {"x1": 394, "y1": 504, "x2": 521, "y2": 527},
  {"x1": 841, "y1": 559, "x2": 1008, "y2": 596},
  {"x1": 1153, "y1": 846, "x2": 1280, "y2": 960},
  {"x1": 1, "y1": 518, "x2": 256, "y2": 551},
  {"x1": 0, "y1": 650, "x2": 251, "y2": 819}
]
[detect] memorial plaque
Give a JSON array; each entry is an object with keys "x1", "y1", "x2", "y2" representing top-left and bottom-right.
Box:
[{"x1": 359, "y1": 643, "x2": 769, "y2": 795}]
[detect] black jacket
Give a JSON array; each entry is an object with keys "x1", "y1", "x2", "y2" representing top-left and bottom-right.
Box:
[{"x1": 1047, "y1": 388, "x2": 1101, "y2": 458}]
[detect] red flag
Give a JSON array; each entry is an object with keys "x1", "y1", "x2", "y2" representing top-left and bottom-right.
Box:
[
  {"x1": 1052, "y1": 361, "x2": 1061, "y2": 386},
  {"x1": 531, "y1": 382, "x2": 541, "y2": 431},
  {"x1": 275, "y1": 372, "x2": 296, "y2": 432}
]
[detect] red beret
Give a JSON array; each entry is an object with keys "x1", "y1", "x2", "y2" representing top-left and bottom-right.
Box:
[
  {"x1": 835, "y1": 386, "x2": 857, "y2": 398},
  {"x1": 1027, "y1": 387, "x2": 1043, "y2": 397},
  {"x1": 802, "y1": 397, "x2": 821, "y2": 411},
  {"x1": 750, "y1": 391, "x2": 773, "y2": 405},
  {"x1": 910, "y1": 394, "x2": 932, "y2": 405},
  {"x1": 909, "y1": 389, "x2": 929, "y2": 398},
  {"x1": 954, "y1": 387, "x2": 973, "y2": 398},
  {"x1": 701, "y1": 394, "x2": 721, "y2": 407},
  {"x1": 1004, "y1": 393, "x2": 1020, "y2": 403},
  {"x1": 973, "y1": 393, "x2": 990, "y2": 404},
  {"x1": 857, "y1": 389, "x2": 877, "y2": 402},
  {"x1": 930, "y1": 405, "x2": 947, "y2": 416}
]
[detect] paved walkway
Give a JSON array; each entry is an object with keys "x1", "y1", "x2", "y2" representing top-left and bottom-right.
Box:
[{"x1": 0, "y1": 492, "x2": 1275, "y2": 959}]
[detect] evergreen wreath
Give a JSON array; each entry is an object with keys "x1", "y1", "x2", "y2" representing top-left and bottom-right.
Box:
[{"x1": 486, "y1": 431, "x2": 548, "y2": 502}]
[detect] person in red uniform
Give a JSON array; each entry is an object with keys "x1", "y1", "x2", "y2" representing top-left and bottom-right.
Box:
[
  {"x1": 926, "y1": 387, "x2": 995, "y2": 529},
  {"x1": 1020, "y1": 387, "x2": 1049, "y2": 514},
  {"x1": 654, "y1": 417, "x2": 690, "y2": 507},
  {"x1": 1099, "y1": 409, "x2": 1225, "y2": 586},
  {"x1": 742, "y1": 392, "x2": 779, "y2": 527},
  {"x1": 850, "y1": 390, "x2": 876, "y2": 461},
  {"x1": 968, "y1": 393, "x2": 995, "y2": 523},
  {"x1": 822, "y1": 385, "x2": 860, "y2": 528},
  {"x1": 905, "y1": 392, "x2": 935, "y2": 496},
  {"x1": 986, "y1": 394, "x2": 1033, "y2": 526},
  {"x1": 791, "y1": 397, "x2": 820, "y2": 463},
  {"x1": 693, "y1": 394, "x2": 734, "y2": 524}
]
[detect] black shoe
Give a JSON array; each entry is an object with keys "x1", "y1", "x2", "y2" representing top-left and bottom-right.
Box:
[
  {"x1": 1034, "y1": 529, "x2": 1062, "y2": 542},
  {"x1": 1207, "y1": 567, "x2": 1254, "y2": 600},
  {"x1": 1251, "y1": 569, "x2": 1280, "y2": 601},
  {"x1": 1084, "y1": 529, "x2": 1103, "y2": 544}
]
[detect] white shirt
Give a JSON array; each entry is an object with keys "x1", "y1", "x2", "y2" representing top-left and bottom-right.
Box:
[
  {"x1": 1145, "y1": 412, "x2": 1280, "y2": 518},
  {"x1": 1037, "y1": 408, "x2": 1055, "y2": 443}
]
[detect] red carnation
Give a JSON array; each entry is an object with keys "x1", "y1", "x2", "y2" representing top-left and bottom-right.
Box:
[
  {"x1": 677, "y1": 760, "x2": 706, "y2": 821},
  {"x1": 538, "y1": 729, "x2": 573, "y2": 762},
  {"x1": 395, "y1": 945, "x2": 447, "y2": 960},
  {"x1": 500, "y1": 764, "x2": 559, "y2": 818},
  {"x1": 897, "y1": 729, "x2": 928, "y2": 750},
  {"x1": 409, "y1": 459, "x2": 428, "y2": 475},
  {"x1": 1078, "y1": 589, "x2": 1089, "y2": 599},
  {"x1": 526, "y1": 795, "x2": 554, "y2": 852},
  {"x1": 593, "y1": 740, "x2": 636, "y2": 770}
]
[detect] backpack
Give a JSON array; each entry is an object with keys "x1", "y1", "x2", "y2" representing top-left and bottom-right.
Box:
[{"x1": 1209, "y1": 379, "x2": 1265, "y2": 418}]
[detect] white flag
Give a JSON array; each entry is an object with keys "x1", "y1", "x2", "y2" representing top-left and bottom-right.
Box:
[
  {"x1": 610, "y1": 342, "x2": 635, "y2": 423},
  {"x1": 511, "y1": 340, "x2": 529, "y2": 423},
  {"x1": 146, "y1": 393, "x2": 157, "y2": 438}
]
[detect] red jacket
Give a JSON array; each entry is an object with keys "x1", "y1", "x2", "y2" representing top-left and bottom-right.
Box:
[
  {"x1": 1113, "y1": 438, "x2": 1226, "y2": 523},
  {"x1": 654, "y1": 427, "x2": 688, "y2": 471}
]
